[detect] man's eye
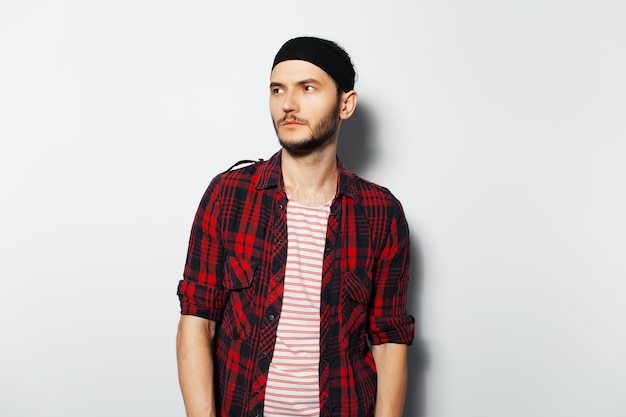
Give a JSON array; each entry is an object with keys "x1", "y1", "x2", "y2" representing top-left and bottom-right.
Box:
[
  {"x1": 272, "y1": 88, "x2": 283, "y2": 94},
  {"x1": 304, "y1": 85, "x2": 315, "y2": 91}
]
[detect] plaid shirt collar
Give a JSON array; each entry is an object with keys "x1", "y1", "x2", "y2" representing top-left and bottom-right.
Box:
[{"x1": 254, "y1": 149, "x2": 359, "y2": 202}]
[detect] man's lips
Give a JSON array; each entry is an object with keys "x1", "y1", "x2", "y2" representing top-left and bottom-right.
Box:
[{"x1": 281, "y1": 123, "x2": 305, "y2": 130}]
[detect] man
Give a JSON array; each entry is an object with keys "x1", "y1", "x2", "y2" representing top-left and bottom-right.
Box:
[{"x1": 177, "y1": 36, "x2": 414, "y2": 417}]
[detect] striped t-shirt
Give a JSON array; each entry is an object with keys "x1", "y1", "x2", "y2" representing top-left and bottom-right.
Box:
[{"x1": 263, "y1": 199, "x2": 331, "y2": 417}]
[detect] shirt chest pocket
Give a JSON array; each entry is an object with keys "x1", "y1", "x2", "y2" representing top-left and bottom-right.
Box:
[
  {"x1": 222, "y1": 256, "x2": 257, "y2": 341},
  {"x1": 339, "y1": 269, "x2": 372, "y2": 349}
]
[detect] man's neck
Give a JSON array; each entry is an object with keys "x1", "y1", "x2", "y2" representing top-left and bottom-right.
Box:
[{"x1": 281, "y1": 147, "x2": 338, "y2": 207}]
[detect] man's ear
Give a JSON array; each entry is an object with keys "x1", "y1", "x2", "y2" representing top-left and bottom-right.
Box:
[{"x1": 339, "y1": 90, "x2": 358, "y2": 120}]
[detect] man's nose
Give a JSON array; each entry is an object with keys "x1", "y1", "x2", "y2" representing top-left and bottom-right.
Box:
[{"x1": 282, "y1": 91, "x2": 299, "y2": 113}]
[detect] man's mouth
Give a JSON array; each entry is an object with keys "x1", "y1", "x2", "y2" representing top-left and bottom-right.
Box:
[{"x1": 280, "y1": 117, "x2": 307, "y2": 127}]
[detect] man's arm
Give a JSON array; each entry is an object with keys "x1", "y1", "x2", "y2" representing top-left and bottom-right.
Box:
[
  {"x1": 176, "y1": 315, "x2": 217, "y2": 417},
  {"x1": 372, "y1": 343, "x2": 408, "y2": 417}
]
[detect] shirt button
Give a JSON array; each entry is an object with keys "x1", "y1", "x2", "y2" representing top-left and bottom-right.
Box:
[
  {"x1": 322, "y1": 395, "x2": 328, "y2": 401},
  {"x1": 278, "y1": 204, "x2": 284, "y2": 210},
  {"x1": 268, "y1": 314, "x2": 275, "y2": 321}
]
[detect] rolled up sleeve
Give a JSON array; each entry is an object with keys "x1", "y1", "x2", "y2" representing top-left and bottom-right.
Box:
[
  {"x1": 368, "y1": 203, "x2": 415, "y2": 345},
  {"x1": 177, "y1": 177, "x2": 229, "y2": 321}
]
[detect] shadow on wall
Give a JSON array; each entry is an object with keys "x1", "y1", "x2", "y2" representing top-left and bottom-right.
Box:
[
  {"x1": 406, "y1": 237, "x2": 428, "y2": 417},
  {"x1": 337, "y1": 102, "x2": 377, "y2": 175},
  {"x1": 338, "y1": 101, "x2": 429, "y2": 417}
]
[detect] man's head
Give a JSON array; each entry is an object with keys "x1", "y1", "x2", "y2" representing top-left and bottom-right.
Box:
[
  {"x1": 270, "y1": 37, "x2": 358, "y2": 154},
  {"x1": 273, "y1": 37, "x2": 356, "y2": 93}
]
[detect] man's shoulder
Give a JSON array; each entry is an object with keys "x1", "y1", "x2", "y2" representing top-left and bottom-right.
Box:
[
  {"x1": 195, "y1": 157, "x2": 272, "y2": 208},
  {"x1": 209, "y1": 153, "x2": 278, "y2": 190},
  {"x1": 217, "y1": 158, "x2": 265, "y2": 181},
  {"x1": 348, "y1": 171, "x2": 404, "y2": 211}
]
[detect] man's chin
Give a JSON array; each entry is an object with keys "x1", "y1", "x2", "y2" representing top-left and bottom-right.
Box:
[
  {"x1": 279, "y1": 137, "x2": 332, "y2": 154},
  {"x1": 279, "y1": 137, "x2": 316, "y2": 152}
]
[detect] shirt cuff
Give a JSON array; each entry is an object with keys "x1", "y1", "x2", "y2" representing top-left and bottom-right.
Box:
[{"x1": 369, "y1": 315, "x2": 415, "y2": 345}]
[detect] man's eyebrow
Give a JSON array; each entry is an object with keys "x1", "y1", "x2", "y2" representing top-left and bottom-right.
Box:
[
  {"x1": 269, "y1": 78, "x2": 322, "y2": 88},
  {"x1": 297, "y1": 78, "x2": 322, "y2": 85}
]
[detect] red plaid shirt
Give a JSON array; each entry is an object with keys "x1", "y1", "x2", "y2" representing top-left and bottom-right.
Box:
[{"x1": 178, "y1": 150, "x2": 414, "y2": 417}]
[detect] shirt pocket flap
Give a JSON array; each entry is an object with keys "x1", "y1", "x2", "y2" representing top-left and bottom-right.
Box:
[
  {"x1": 223, "y1": 256, "x2": 256, "y2": 290},
  {"x1": 342, "y1": 269, "x2": 372, "y2": 304}
]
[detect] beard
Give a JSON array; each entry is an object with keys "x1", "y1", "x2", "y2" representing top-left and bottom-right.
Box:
[{"x1": 274, "y1": 99, "x2": 341, "y2": 153}]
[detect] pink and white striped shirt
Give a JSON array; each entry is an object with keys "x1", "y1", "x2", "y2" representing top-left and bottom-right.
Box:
[{"x1": 263, "y1": 199, "x2": 331, "y2": 417}]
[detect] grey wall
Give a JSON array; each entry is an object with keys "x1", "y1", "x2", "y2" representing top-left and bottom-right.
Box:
[{"x1": 1, "y1": 1, "x2": 624, "y2": 416}]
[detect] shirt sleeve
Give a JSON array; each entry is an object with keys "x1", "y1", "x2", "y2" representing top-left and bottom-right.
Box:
[
  {"x1": 368, "y1": 200, "x2": 415, "y2": 345},
  {"x1": 177, "y1": 176, "x2": 229, "y2": 321}
]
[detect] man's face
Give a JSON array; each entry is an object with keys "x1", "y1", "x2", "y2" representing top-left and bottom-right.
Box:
[{"x1": 270, "y1": 60, "x2": 342, "y2": 153}]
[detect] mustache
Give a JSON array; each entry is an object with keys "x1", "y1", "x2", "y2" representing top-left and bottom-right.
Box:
[{"x1": 277, "y1": 115, "x2": 309, "y2": 125}]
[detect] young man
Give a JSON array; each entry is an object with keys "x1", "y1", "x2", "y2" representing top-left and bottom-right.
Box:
[{"x1": 176, "y1": 37, "x2": 414, "y2": 417}]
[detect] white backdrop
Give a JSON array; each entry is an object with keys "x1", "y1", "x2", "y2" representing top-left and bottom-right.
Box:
[{"x1": 1, "y1": 1, "x2": 624, "y2": 416}]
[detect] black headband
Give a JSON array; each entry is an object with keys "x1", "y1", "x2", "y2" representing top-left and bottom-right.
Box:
[{"x1": 272, "y1": 37, "x2": 355, "y2": 92}]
